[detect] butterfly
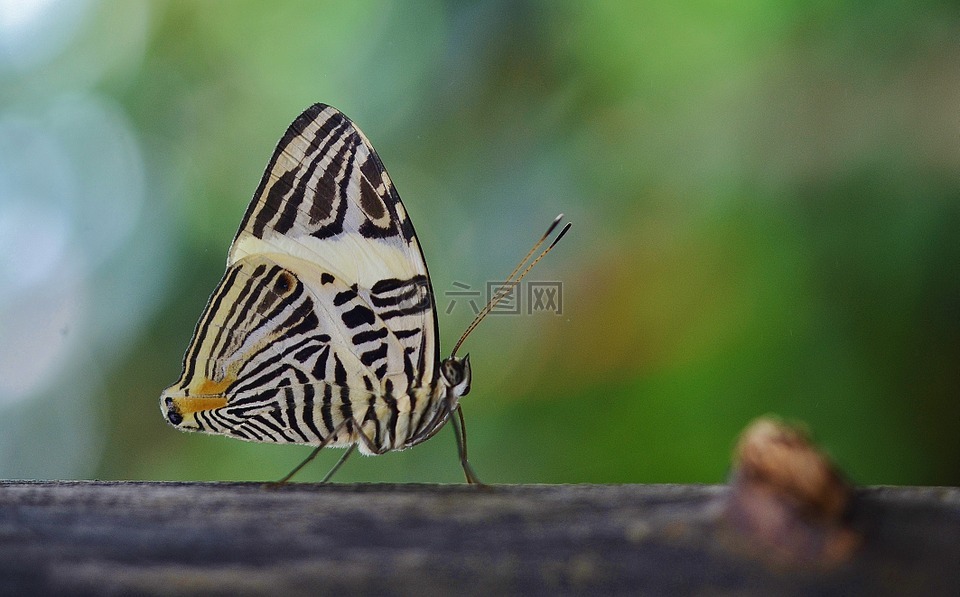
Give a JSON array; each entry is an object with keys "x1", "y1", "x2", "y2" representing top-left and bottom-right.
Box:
[{"x1": 160, "y1": 103, "x2": 569, "y2": 483}]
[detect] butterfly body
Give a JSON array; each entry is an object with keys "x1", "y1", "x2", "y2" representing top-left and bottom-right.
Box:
[{"x1": 161, "y1": 104, "x2": 471, "y2": 461}]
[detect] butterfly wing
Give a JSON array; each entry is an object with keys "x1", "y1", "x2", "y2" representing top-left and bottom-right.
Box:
[
  {"x1": 161, "y1": 104, "x2": 441, "y2": 451},
  {"x1": 231, "y1": 103, "x2": 439, "y2": 381}
]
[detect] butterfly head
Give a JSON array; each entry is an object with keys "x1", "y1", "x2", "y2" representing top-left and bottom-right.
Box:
[{"x1": 439, "y1": 354, "x2": 472, "y2": 401}]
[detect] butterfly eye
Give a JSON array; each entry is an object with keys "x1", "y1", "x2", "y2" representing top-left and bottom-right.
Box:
[
  {"x1": 439, "y1": 355, "x2": 472, "y2": 399},
  {"x1": 273, "y1": 270, "x2": 296, "y2": 295},
  {"x1": 441, "y1": 359, "x2": 463, "y2": 385}
]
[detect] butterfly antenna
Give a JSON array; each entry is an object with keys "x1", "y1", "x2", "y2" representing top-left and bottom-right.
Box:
[{"x1": 450, "y1": 214, "x2": 571, "y2": 358}]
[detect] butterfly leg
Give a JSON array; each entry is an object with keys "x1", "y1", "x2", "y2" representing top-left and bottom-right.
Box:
[
  {"x1": 320, "y1": 443, "x2": 357, "y2": 483},
  {"x1": 452, "y1": 406, "x2": 484, "y2": 485},
  {"x1": 272, "y1": 417, "x2": 360, "y2": 485},
  {"x1": 301, "y1": 416, "x2": 393, "y2": 484},
  {"x1": 274, "y1": 445, "x2": 324, "y2": 485}
]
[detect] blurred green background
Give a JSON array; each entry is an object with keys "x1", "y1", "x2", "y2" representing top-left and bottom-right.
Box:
[{"x1": 1, "y1": 0, "x2": 957, "y2": 485}]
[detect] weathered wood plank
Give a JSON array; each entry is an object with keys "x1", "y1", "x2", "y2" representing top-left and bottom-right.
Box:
[{"x1": 1, "y1": 482, "x2": 958, "y2": 595}]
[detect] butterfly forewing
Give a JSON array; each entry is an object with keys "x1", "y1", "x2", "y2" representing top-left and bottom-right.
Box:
[
  {"x1": 231, "y1": 104, "x2": 438, "y2": 381},
  {"x1": 161, "y1": 104, "x2": 442, "y2": 454}
]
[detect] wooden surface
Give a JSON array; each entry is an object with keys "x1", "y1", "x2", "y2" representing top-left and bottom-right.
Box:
[{"x1": 1, "y1": 481, "x2": 958, "y2": 595}]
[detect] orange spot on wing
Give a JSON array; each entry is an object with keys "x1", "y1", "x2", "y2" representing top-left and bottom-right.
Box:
[
  {"x1": 174, "y1": 376, "x2": 234, "y2": 414},
  {"x1": 173, "y1": 396, "x2": 229, "y2": 415},
  {"x1": 195, "y1": 377, "x2": 234, "y2": 396}
]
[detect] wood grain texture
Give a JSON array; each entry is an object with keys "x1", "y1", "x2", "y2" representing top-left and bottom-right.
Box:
[{"x1": 1, "y1": 481, "x2": 958, "y2": 595}]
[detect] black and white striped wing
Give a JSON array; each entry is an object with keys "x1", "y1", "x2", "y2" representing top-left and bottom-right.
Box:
[{"x1": 160, "y1": 104, "x2": 439, "y2": 448}]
